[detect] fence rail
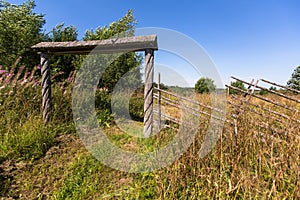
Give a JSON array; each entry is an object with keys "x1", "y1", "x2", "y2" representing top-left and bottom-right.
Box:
[{"x1": 152, "y1": 75, "x2": 299, "y2": 139}]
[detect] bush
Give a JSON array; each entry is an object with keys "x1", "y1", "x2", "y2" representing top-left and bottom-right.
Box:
[
  {"x1": 195, "y1": 77, "x2": 216, "y2": 94},
  {"x1": 129, "y1": 95, "x2": 144, "y2": 121},
  {"x1": 229, "y1": 80, "x2": 246, "y2": 95}
]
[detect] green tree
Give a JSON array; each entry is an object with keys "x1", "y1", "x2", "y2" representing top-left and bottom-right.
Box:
[
  {"x1": 229, "y1": 80, "x2": 246, "y2": 95},
  {"x1": 287, "y1": 66, "x2": 300, "y2": 91},
  {"x1": 46, "y1": 23, "x2": 79, "y2": 79},
  {"x1": 269, "y1": 86, "x2": 276, "y2": 91},
  {"x1": 0, "y1": 0, "x2": 45, "y2": 68},
  {"x1": 195, "y1": 77, "x2": 216, "y2": 94},
  {"x1": 83, "y1": 10, "x2": 142, "y2": 92}
]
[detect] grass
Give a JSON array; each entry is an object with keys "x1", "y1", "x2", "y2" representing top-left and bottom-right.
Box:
[{"x1": 0, "y1": 66, "x2": 299, "y2": 199}]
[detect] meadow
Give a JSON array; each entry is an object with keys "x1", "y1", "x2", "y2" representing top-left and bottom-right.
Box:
[{"x1": 0, "y1": 67, "x2": 299, "y2": 199}]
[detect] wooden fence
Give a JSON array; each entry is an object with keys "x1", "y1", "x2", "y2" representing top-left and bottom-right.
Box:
[{"x1": 153, "y1": 75, "x2": 300, "y2": 140}]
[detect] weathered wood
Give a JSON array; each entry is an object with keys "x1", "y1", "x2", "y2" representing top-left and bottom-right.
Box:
[
  {"x1": 157, "y1": 73, "x2": 161, "y2": 131},
  {"x1": 34, "y1": 35, "x2": 158, "y2": 126},
  {"x1": 32, "y1": 35, "x2": 158, "y2": 55},
  {"x1": 231, "y1": 76, "x2": 300, "y2": 104},
  {"x1": 260, "y1": 78, "x2": 300, "y2": 94},
  {"x1": 143, "y1": 49, "x2": 154, "y2": 137},
  {"x1": 41, "y1": 53, "x2": 51, "y2": 124},
  {"x1": 226, "y1": 84, "x2": 299, "y2": 113}
]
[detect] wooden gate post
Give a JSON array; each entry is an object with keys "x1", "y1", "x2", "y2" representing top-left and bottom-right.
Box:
[
  {"x1": 41, "y1": 53, "x2": 51, "y2": 124},
  {"x1": 157, "y1": 72, "x2": 161, "y2": 131},
  {"x1": 144, "y1": 49, "x2": 154, "y2": 137}
]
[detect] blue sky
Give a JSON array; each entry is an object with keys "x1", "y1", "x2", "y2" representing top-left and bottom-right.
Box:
[{"x1": 8, "y1": 0, "x2": 300, "y2": 87}]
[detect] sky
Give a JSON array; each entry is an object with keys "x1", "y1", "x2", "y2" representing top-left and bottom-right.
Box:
[{"x1": 8, "y1": 0, "x2": 300, "y2": 87}]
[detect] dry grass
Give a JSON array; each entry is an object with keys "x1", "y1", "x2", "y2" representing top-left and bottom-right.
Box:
[{"x1": 0, "y1": 66, "x2": 299, "y2": 199}]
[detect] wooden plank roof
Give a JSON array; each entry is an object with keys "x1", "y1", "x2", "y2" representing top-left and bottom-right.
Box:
[{"x1": 32, "y1": 35, "x2": 158, "y2": 55}]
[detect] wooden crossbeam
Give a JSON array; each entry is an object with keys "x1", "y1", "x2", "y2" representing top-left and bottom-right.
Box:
[{"x1": 32, "y1": 35, "x2": 158, "y2": 55}]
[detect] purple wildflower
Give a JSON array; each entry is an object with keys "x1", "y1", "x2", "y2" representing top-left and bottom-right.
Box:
[
  {"x1": 37, "y1": 64, "x2": 41, "y2": 70},
  {"x1": 0, "y1": 69, "x2": 7, "y2": 74},
  {"x1": 68, "y1": 76, "x2": 74, "y2": 82}
]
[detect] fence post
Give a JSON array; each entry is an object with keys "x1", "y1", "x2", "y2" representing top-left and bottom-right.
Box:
[
  {"x1": 144, "y1": 49, "x2": 154, "y2": 137},
  {"x1": 157, "y1": 72, "x2": 161, "y2": 131},
  {"x1": 41, "y1": 52, "x2": 51, "y2": 124}
]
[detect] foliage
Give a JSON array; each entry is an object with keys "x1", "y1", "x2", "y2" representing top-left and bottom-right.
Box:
[
  {"x1": 287, "y1": 66, "x2": 300, "y2": 91},
  {"x1": 229, "y1": 80, "x2": 246, "y2": 95},
  {"x1": 84, "y1": 9, "x2": 136, "y2": 40},
  {"x1": 0, "y1": 0, "x2": 45, "y2": 68},
  {"x1": 194, "y1": 77, "x2": 216, "y2": 94},
  {"x1": 154, "y1": 82, "x2": 168, "y2": 90},
  {"x1": 259, "y1": 89, "x2": 268, "y2": 95},
  {"x1": 95, "y1": 90, "x2": 113, "y2": 127},
  {"x1": 129, "y1": 94, "x2": 144, "y2": 121},
  {"x1": 259, "y1": 86, "x2": 276, "y2": 95},
  {"x1": 83, "y1": 9, "x2": 142, "y2": 93},
  {"x1": 269, "y1": 86, "x2": 277, "y2": 91},
  {"x1": 46, "y1": 23, "x2": 80, "y2": 80}
]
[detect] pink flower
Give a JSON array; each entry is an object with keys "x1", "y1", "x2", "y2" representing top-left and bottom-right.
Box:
[
  {"x1": 37, "y1": 64, "x2": 41, "y2": 70},
  {"x1": 68, "y1": 76, "x2": 74, "y2": 82}
]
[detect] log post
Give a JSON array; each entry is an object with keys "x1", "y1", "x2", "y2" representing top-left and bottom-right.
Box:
[
  {"x1": 143, "y1": 49, "x2": 154, "y2": 137},
  {"x1": 41, "y1": 53, "x2": 51, "y2": 124},
  {"x1": 157, "y1": 72, "x2": 161, "y2": 131}
]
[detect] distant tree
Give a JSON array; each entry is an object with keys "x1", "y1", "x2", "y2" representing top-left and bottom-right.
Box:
[
  {"x1": 287, "y1": 66, "x2": 300, "y2": 91},
  {"x1": 269, "y1": 86, "x2": 276, "y2": 91},
  {"x1": 154, "y1": 82, "x2": 168, "y2": 90},
  {"x1": 83, "y1": 10, "x2": 142, "y2": 92},
  {"x1": 229, "y1": 80, "x2": 246, "y2": 95},
  {"x1": 195, "y1": 77, "x2": 216, "y2": 94},
  {"x1": 0, "y1": 0, "x2": 45, "y2": 68}
]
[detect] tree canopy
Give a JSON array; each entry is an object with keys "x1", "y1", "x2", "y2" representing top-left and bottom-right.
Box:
[
  {"x1": 0, "y1": 0, "x2": 45, "y2": 68},
  {"x1": 46, "y1": 23, "x2": 79, "y2": 79},
  {"x1": 83, "y1": 9, "x2": 142, "y2": 92},
  {"x1": 287, "y1": 66, "x2": 300, "y2": 91},
  {"x1": 195, "y1": 77, "x2": 216, "y2": 94},
  {"x1": 0, "y1": 0, "x2": 141, "y2": 88},
  {"x1": 229, "y1": 80, "x2": 246, "y2": 95}
]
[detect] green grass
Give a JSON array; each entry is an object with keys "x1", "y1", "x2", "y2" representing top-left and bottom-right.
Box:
[{"x1": 0, "y1": 69, "x2": 299, "y2": 199}]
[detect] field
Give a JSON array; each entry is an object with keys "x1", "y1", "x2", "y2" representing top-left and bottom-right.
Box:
[{"x1": 0, "y1": 70, "x2": 299, "y2": 199}]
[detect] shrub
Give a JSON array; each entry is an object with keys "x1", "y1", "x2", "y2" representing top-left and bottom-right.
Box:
[
  {"x1": 195, "y1": 77, "x2": 216, "y2": 94},
  {"x1": 229, "y1": 80, "x2": 246, "y2": 95}
]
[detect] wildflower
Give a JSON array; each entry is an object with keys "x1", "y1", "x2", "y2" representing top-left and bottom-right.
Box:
[
  {"x1": 0, "y1": 69, "x2": 7, "y2": 74},
  {"x1": 37, "y1": 64, "x2": 41, "y2": 70},
  {"x1": 68, "y1": 76, "x2": 74, "y2": 82}
]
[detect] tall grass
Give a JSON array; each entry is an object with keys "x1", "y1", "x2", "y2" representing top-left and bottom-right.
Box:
[
  {"x1": 0, "y1": 64, "x2": 299, "y2": 199},
  {"x1": 0, "y1": 65, "x2": 75, "y2": 162}
]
